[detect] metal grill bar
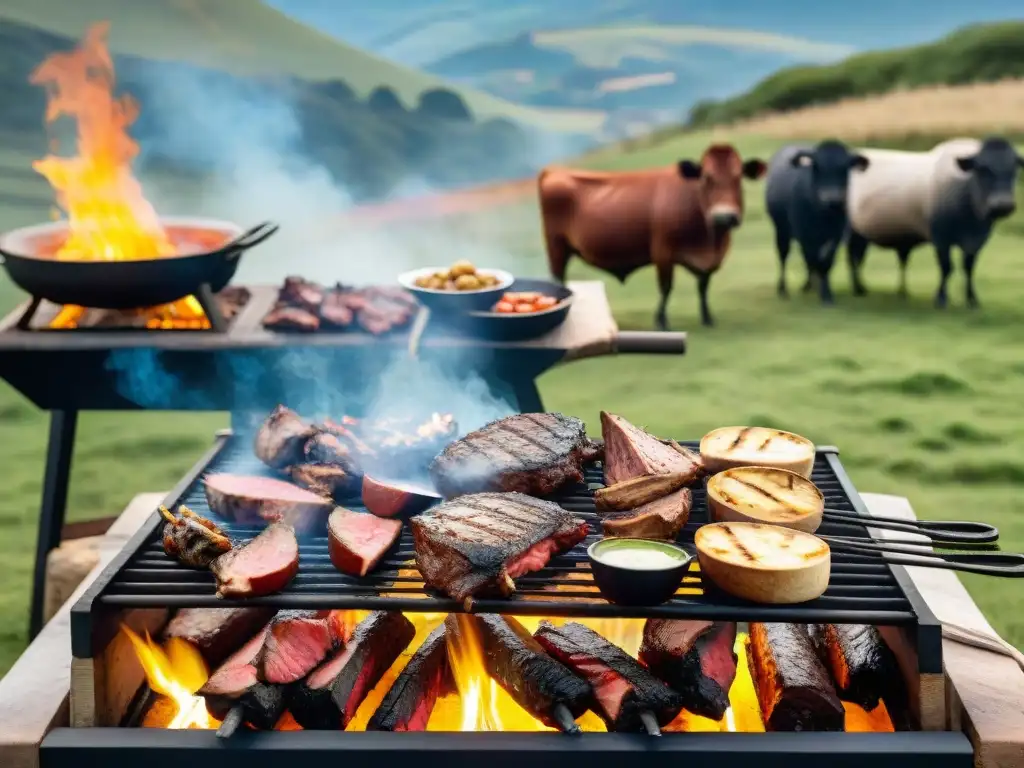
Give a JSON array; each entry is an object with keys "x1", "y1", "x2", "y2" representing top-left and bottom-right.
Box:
[{"x1": 93, "y1": 436, "x2": 918, "y2": 625}]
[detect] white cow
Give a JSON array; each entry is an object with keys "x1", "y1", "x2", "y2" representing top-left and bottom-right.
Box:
[{"x1": 846, "y1": 136, "x2": 1021, "y2": 307}]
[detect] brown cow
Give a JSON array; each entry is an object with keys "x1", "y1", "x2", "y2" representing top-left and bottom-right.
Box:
[{"x1": 538, "y1": 144, "x2": 767, "y2": 328}]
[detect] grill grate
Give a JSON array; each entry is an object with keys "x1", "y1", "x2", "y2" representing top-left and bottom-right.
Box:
[{"x1": 92, "y1": 435, "x2": 922, "y2": 625}]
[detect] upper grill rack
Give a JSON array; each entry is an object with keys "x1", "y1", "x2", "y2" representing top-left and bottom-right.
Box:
[{"x1": 88, "y1": 434, "x2": 926, "y2": 627}]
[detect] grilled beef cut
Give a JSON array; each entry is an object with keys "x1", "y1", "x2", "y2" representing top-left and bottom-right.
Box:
[
  {"x1": 446, "y1": 614, "x2": 591, "y2": 732},
  {"x1": 289, "y1": 463, "x2": 360, "y2": 499},
  {"x1": 257, "y1": 610, "x2": 349, "y2": 684},
  {"x1": 601, "y1": 412, "x2": 703, "y2": 486},
  {"x1": 163, "y1": 607, "x2": 276, "y2": 667},
  {"x1": 254, "y1": 406, "x2": 317, "y2": 469},
  {"x1": 411, "y1": 492, "x2": 588, "y2": 600},
  {"x1": 594, "y1": 472, "x2": 691, "y2": 512},
  {"x1": 290, "y1": 611, "x2": 416, "y2": 730},
  {"x1": 809, "y1": 624, "x2": 905, "y2": 712},
  {"x1": 534, "y1": 621, "x2": 684, "y2": 732},
  {"x1": 304, "y1": 431, "x2": 360, "y2": 472},
  {"x1": 600, "y1": 488, "x2": 692, "y2": 540},
  {"x1": 198, "y1": 622, "x2": 282, "y2": 730},
  {"x1": 210, "y1": 523, "x2": 299, "y2": 599},
  {"x1": 639, "y1": 620, "x2": 738, "y2": 721},
  {"x1": 327, "y1": 508, "x2": 402, "y2": 577},
  {"x1": 748, "y1": 623, "x2": 845, "y2": 732},
  {"x1": 204, "y1": 474, "x2": 333, "y2": 534},
  {"x1": 262, "y1": 305, "x2": 320, "y2": 332},
  {"x1": 367, "y1": 624, "x2": 452, "y2": 731},
  {"x1": 429, "y1": 413, "x2": 601, "y2": 499}
]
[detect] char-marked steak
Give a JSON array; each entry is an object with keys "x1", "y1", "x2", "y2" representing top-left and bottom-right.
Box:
[
  {"x1": 601, "y1": 412, "x2": 703, "y2": 486},
  {"x1": 429, "y1": 413, "x2": 601, "y2": 499},
  {"x1": 163, "y1": 607, "x2": 276, "y2": 667},
  {"x1": 256, "y1": 610, "x2": 349, "y2": 684},
  {"x1": 289, "y1": 611, "x2": 416, "y2": 730},
  {"x1": 367, "y1": 623, "x2": 452, "y2": 731},
  {"x1": 639, "y1": 619, "x2": 738, "y2": 721},
  {"x1": 534, "y1": 621, "x2": 684, "y2": 732},
  {"x1": 411, "y1": 492, "x2": 588, "y2": 601}
]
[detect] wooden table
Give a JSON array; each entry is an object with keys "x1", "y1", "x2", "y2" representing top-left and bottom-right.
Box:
[{"x1": 2, "y1": 492, "x2": 1020, "y2": 768}]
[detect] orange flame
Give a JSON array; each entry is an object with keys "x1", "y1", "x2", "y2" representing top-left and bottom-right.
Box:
[{"x1": 123, "y1": 625, "x2": 214, "y2": 729}]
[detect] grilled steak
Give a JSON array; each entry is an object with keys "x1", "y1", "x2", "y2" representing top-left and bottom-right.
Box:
[
  {"x1": 748, "y1": 623, "x2": 845, "y2": 732},
  {"x1": 320, "y1": 286, "x2": 356, "y2": 328},
  {"x1": 210, "y1": 523, "x2": 300, "y2": 599},
  {"x1": 809, "y1": 624, "x2": 905, "y2": 712},
  {"x1": 262, "y1": 305, "x2": 320, "y2": 332},
  {"x1": 639, "y1": 620, "x2": 738, "y2": 721},
  {"x1": 290, "y1": 611, "x2": 416, "y2": 730},
  {"x1": 429, "y1": 413, "x2": 601, "y2": 499},
  {"x1": 600, "y1": 487, "x2": 692, "y2": 540},
  {"x1": 254, "y1": 405, "x2": 317, "y2": 469},
  {"x1": 204, "y1": 473, "x2": 333, "y2": 534},
  {"x1": 160, "y1": 505, "x2": 232, "y2": 568},
  {"x1": 534, "y1": 621, "x2": 684, "y2": 732},
  {"x1": 289, "y1": 463, "x2": 361, "y2": 499},
  {"x1": 411, "y1": 492, "x2": 588, "y2": 600},
  {"x1": 367, "y1": 624, "x2": 452, "y2": 731},
  {"x1": 327, "y1": 508, "x2": 402, "y2": 577},
  {"x1": 446, "y1": 614, "x2": 591, "y2": 732},
  {"x1": 257, "y1": 610, "x2": 350, "y2": 684},
  {"x1": 163, "y1": 607, "x2": 275, "y2": 667},
  {"x1": 304, "y1": 431, "x2": 360, "y2": 472},
  {"x1": 601, "y1": 412, "x2": 703, "y2": 486},
  {"x1": 594, "y1": 472, "x2": 691, "y2": 512},
  {"x1": 198, "y1": 621, "x2": 282, "y2": 731},
  {"x1": 279, "y1": 276, "x2": 326, "y2": 311}
]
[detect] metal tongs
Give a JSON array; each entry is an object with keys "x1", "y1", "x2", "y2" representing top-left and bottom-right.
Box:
[
  {"x1": 823, "y1": 506, "x2": 999, "y2": 545},
  {"x1": 820, "y1": 535, "x2": 1024, "y2": 577}
]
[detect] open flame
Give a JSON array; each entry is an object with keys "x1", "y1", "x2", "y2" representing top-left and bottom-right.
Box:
[
  {"x1": 131, "y1": 616, "x2": 895, "y2": 733},
  {"x1": 29, "y1": 23, "x2": 207, "y2": 329}
]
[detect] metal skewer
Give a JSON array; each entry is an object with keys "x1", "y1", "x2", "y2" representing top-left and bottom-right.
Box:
[
  {"x1": 639, "y1": 710, "x2": 662, "y2": 736},
  {"x1": 216, "y1": 705, "x2": 245, "y2": 739},
  {"x1": 553, "y1": 703, "x2": 581, "y2": 734}
]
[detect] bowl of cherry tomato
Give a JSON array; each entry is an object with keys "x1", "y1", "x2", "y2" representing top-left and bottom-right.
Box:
[{"x1": 434, "y1": 278, "x2": 573, "y2": 341}]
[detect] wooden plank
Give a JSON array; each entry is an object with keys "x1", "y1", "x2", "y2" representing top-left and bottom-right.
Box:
[
  {"x1": 0, "y1": 493, "x2": 164, "y2": 768},
  {"x1": 863, "y1": 493, "x2": 1024, "y2": 768}
]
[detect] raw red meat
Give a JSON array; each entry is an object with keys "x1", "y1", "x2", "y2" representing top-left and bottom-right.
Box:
[{"x1": 327, "y1": 508, "x2": 402, "y2": 577}]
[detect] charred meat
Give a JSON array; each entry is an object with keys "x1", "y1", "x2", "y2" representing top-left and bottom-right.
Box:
[
  {"x1": 162, "y1": 607, "x2": 275, "y2": 667},
  {"x1": 204, "y1": 473, "x2": 333, "y2": 534},
  {"x1": 600, "y1": 488, "x2": 692, "y2": 540},
  {"x1": 411, "y1": 492, "x2": 588, "y2": 600},
  {"x1": 263, "y1": 279, "x2": 417, "y2": 335},
  {"x1": 257, "y1": 610, "x2": 350, "y2": 685},
  {"x1": 290, "y1": 611, "x2": 416, "y2": 730},
  {"x1": 534, "y1": 621, "x2": 684, "y2": 732},
  {"x1": 446, "y1": 614, "x2": 591, "y2": 732},
  {"x1": 160, "y1": 505, "x2": 232, "y2": 568},
  {"x1": 198, "y1": 621, "x2": 282, "y2": 730},
  {"x1": 601, "y1": 412, "x2": 703, "y2": 486},
  {"x1": 748, "y1": 623, "x2": 845, "y2": 732},
  {"x1": 809, "y1": 624, "x2": 905, "y2": 712},
  {"x1": 210, "y1": 523, "x2": 300, "y2": 599},
  {"x1": 303, "y1": 431, "x2": 360, "y2": 472},
  {"x1": 262, "y1": 305, "x2": 320, "y2": 332},
  {"x1": 289, "y1": 463, "x2": 361, "y2": 499},
  {"x1": 327, "y1": 508, "x2": 402, "y2": 577},
  {"x1": 593, "y1": 472, "x2": 692, "y2": 512},
  {"x1": 429, "y1": 413, "x2": 601, "y2": 499},
  {"x1": 279, "y1": 276, "x2": 326, "y2": 311},
  {"x1": 639, "y1": 620, "x2": 737, "y2": 721},
  {"x1": 254, "y1": 405, "x2": 317, "y2": 469},
  {"x1": 367, "y1": 624, "x2": 452, "y2": 731}
]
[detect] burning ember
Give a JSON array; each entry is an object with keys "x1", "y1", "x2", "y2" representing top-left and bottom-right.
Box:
[
  {"x1": 131, "y1": 615, "x2": 895, "y2": 733},
  {"x1": 30, "y1": 23, "x2": 208, "y2": 329}
]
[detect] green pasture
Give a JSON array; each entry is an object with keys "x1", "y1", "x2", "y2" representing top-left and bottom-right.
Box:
[{"x1": 1, "y1": 128, "x2": 1023, "y2": 677}]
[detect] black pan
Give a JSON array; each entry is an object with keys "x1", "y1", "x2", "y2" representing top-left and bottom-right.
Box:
[
  {"x1": 430, "y1": 278, "x2": 573, "y2": 341},
  {"x1": 0, "y1": 218, "x2": 278, "y2": 310}
]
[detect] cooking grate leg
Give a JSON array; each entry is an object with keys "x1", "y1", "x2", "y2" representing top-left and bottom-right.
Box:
[{"x1": 28, "y1": 409, "x2": 78, "y2": 639}]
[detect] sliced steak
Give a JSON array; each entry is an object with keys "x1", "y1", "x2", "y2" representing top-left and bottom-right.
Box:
[
  {"x1": 600, "y1": 488, "x2": 692, "y2": 540},
  {"x1": 290, "y1": 611, "x2": 416, "y2": 730},
  {"x1": 327, "y1": 507, "x2": 402, "y2": 577},
  {"x1": 256, "y1": 610, "x2": 349, "y2": 684},
  {"x1": 534, "y1": 621, "x2": 684, "y2": 732},
  {"x1": 601, "y1": 412, "x2": 703, "y2": 486},
  {"x1": 446, "y1": 614, "x2": 591, "y2": 732},
  {"x1": 254, "y1": 405, "x2": 317, "y2": 469},
  {"x1": 303, "y1": 431, "x2": 360, "y2": 471},
  {"x1": 289, "y1": 463, "x2": 361, "y2": 499},
  {"x1": 162, "y1": 607, "x2": 276, "y2": 667},
  {"x1": 367, "y1": 623, "x2": 452, "y2": 731},
  {"x1": 429, "y1": 413, "x2": 600, "y2": 499},
  {"x1": 204, "y1": 473, "x2": 333, "y2": 534},
  {"x1": 411, "y1": 492, "x2": 588, "y2": 600},
  {"x1": 262, "y1": 305, "x2": 320, "y2": 332},
  {"x1": 210, "y1": 523, "x2": 299, "y2": 599},
  {"x1": 199, "y1": 662, "x2": 286, "y2": 730},
  {"x1": 279, "y1": 276, "x2": 325, "y2": 311},
  {"x1": 320, "y1": 287, "x2": 355, "y2": 328},
  {"x1": 639, "y1": 619, "x2": 738, "y2": 721}
]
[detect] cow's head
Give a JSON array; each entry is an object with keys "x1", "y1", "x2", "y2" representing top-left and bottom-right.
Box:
[
  {"x1": 955, "y1": 136, "x2": 1022, "y2": 221},
  {"x1": 790, "y1": 139, "x2": 869, "y2": 211},
  {"x1": 678, "y1": 144, "x2": 767, "y2": 234}
]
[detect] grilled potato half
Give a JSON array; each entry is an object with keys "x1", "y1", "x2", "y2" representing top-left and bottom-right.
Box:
[
  {"x1": 695, "y1": 522, "x2": 830, "y2": 604},
  {"x1": 700, "y1": 426, "x2": 815, "y2": 478},
  {"x1": 706, "y1": 466, "x2": 824, "y2": 533}
]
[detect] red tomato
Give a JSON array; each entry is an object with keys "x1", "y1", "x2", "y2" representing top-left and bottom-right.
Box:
[
  {"x1": 503, "y1": 292, "x2": 521, "y2": 303},
  {"x1": 535, "y1": 296, "x2": 557, "y2": 309},
  {"x1": 514, "y1": 302, "x2": 536, "y2": 313},
  {"x1": 494, "y1": 301, "x2": 515, "y2": 313},
  {"x1": 516, "y1": 292, "x2": 541, "y2": 303}
]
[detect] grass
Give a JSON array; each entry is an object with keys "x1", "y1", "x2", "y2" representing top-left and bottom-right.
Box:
[{"x1": 0, "y1": 0, "x2": 605, "y2": 134}]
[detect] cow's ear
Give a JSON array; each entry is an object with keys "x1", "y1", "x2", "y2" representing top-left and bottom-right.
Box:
[
  {"x1": 678, "y1": 160, "x2": 702, "y2": 179},
  {"x1": 850, "y1": 154, "x2": 870, "y2": 171},
  {"x1": 790, "y1": 151, "x2": 813, "y2": 168},
  {"x1": 743, "y1": 158, "x2": 767, "y2": 179},
  {"x1": 956, "y1": 155, "x2": 976, "y2": 172}
]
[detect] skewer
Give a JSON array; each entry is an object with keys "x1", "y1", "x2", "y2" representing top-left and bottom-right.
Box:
[
  {"x1": 216, "y1": 705, "x2": 245, "y2": 739},
  {"x1": 553, "y1": 703, "x2": 581, "y2": 734},
  {"x1": 639, "y1": 710, "x2": 661, "y2": 736}
]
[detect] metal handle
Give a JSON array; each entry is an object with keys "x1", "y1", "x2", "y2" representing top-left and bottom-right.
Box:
[
  {"x1": 824, "y1": 538, "x2": 1024, "y2": 577},
  {"x1": 219, "y1": 221, "x2": 280, "y2": 260},
  {"x1": 616, "y1": 330, "x2": 687, "y2": 355},
  {"x1": 823, "y1": 507, "x2": 999, "y2": 544}
]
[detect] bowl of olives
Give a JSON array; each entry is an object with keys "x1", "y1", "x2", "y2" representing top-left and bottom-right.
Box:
[{"x1": 398, "y1": 261, "x2": 514, "y2": 313}]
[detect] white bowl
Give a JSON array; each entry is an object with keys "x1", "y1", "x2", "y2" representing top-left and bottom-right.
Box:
[{"x1": 398, "y1": 266, "x2": 514, "y2": 313}]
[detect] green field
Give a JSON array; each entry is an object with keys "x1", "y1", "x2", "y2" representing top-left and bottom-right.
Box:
[{"x1": 1, "y1": 127, "x2": 1023, "y2": 677}]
